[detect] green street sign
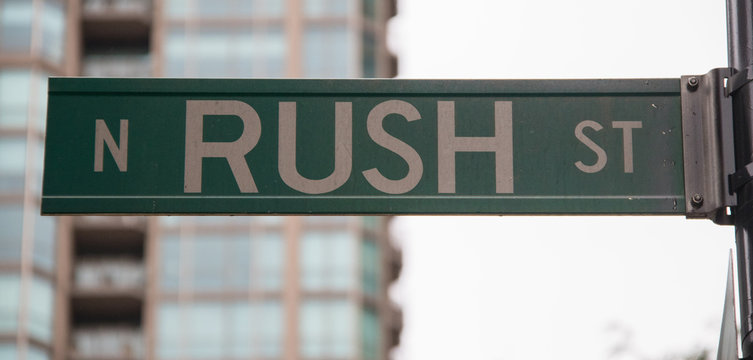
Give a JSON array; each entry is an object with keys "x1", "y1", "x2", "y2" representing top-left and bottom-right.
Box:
[{"x1": 42, "y1": 78, "x2": 685, "y2": 215}]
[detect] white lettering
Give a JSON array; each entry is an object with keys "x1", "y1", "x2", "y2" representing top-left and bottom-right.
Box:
[
  {"x1": 184, "y1": 100, "x2": 261, "y2": 193},
  {"x1": 574, "y1": 120, "x2": 607, "y2": 173},
  {"x1": 437, "y1": 101, "x2": 513, "y2": 194},
  {"x1": 612, "y1": 121, "x2": 642, "y2": 173},
  {"x1": 94, "y1": 119, "x2": 128, "y2": 172},
  {"x1": 278, "y1": 102, "x2": 352, "y2": 194},
  {"x1": 362, "y1": 100, "x2": 423, "y2": 194}
]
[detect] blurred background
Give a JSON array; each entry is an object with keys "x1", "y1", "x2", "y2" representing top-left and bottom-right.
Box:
[
  {"x1": 0, "y1": 0, "x2": 739, "y2": 360},
  {"x1": 1, "y1": 1, "x2": 400, "y2": 360}
]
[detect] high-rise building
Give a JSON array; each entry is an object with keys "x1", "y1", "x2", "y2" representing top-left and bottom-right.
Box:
[
  {"x1": 0, "y1": 1, "x2": 65, "y2": 359},
  {"x1": 0, "y1": 1, "x2": 401, "y2": 359}
]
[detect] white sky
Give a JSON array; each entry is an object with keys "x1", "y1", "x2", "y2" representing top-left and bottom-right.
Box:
[{"x1": 388, "y1": 1, "x2": 735, "y2": 359}]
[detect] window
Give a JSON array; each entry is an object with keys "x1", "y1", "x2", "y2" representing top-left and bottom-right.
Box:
[
  {"x1": 0, "y1": 69, "x2": 31, "y2": 130},
  {"x1": 304, "y1": 0, "x2": 350, "y2": 17},
  {"x1": 32, "y1": 141, "x2": 44, "y2": 194},
  {"x1": 238, "y1": 0, "x2": 284, "y2": 18},
  {"x1": 304, "y1": 216, "x2": 349, "y2": 225},
  {"x1": 250, "y1": 301, "x2": 283, "y2": 357},
  {"x1": 252, "y1": 233, "x2": 283, "y2": 290},
  {"x1": 0, "y1": 345, "x2": 46, "y2": 360},
  {"x1": 164, "y1": 27, "x2": 186, "y2": 77},
  {"x1": 167, "y1": 0, "x2": 283, "y2": 19},
  {"x1": 0, "y1": 345, "x2": 47, "y2": 360},
  {"x1": 41, "y1": 0, "x2": 65, "y2": 64},
  {"x1": 0, "y1": 276, "x2": 50, "y2": 344},
  {"x1": 363, "y1": 0, "x2": 376, "y2": 19},
  {"x1": 157, "y1": 303, "x2": 181, "y2": 358},
  {"x1": 361, "y1": 307, "x2": 380, "y2": 360},
  {"x1": 159, "y1": 215, "x2": 249, "y2": 227},
  {"x1": 28, "y1": 277, "x2": 53, "y2": 342},
  {"x1": 0, "y1": 69, "x2": 49, "y2": 135},
  {"x1": 165, "y1": 0, "x2": 188, "y2": 18},
  {"x1": 192, "y1": 235, "x2": 226, "y2": 291},
  {"x1": 165, "y1": 26, "x2": 286, "y2": 78},
  {"x1": 34, "y1": 72, "x2": 48, "y2": 133},
  {"x1": 196, "y1": 0, "x2": 233, "y2": 18},
  {"x1": 361, "y1": 238, "x2": 380, "y2": 296},
  {"x1": 194, "y1": 216, "x2": 250, "y2": 226},
  {"x1": 228, "y1": 303, "x2": 252, "y2": 357},
  {"x1": 254, "y1": 216, "x2": 284, "y2": 226},
  {"x1": 160, "y1": 232, "x2": 284, "y2": 293},
  {"x1": 0, "y1": 202, "x2": 23, "y2": 262},
  {"x1": 0, "y1": 345, "x2": 16, "y2": 359},
  {"x1": 237, "y1": 27, "x2": 285, "y2": 78},
  {"x1": 33, "y1": 209, "x2": 56, "y2": 272},
  {"x1": 192, "y1": 234, "x2": 251, "y2": 291},
  {"x1": 159, "y1": 216, "x2": 183, "y2": 227},
  {"x1": 0, "y1": 138, "x2": 26, "y2": 192},
  {"x1": 362, "y1": 30, "x2": 376, "y2": 78},
  {"x1": 0, "y1": 0, "x2": 32, "y2": 54},
  {"x1": 159, "y1": 235, "x2": 180, "y2": 291},
  {"x1": 300, "y1": 299, "x2": 355, "y2": 358},
  {"x1": 27, "y1": 346, "x2": 50, "y2": 360},
  {"x1": 301, "y1": 231, "x2": 356, "y2": 291},
  {"x1": 193, "y1": 27, "x2": 235, "y2": 77},
  {"x1": 157, "y1": 301, "x2": 283, "y2": 358},
  {"x1": 188, "y1": 303, "x2": 224, "y2": 357},
  {"x1": 0, "y1": 275, "x2": 20, "y2": 333},
  {"x1": 363, "y1": 216, "x2": 380, "y2": 231},
  {"x1": 0, "y1": 0, "x2": 63, "y2": 64},
  {"x1": 303, "y1": 24, "x2": 355, "y2": 78},
  {"x1": 225, "y1": 235, "x2": 250, "y2": 290},
  {"x1": 229, "y1": 301, "x2": 283, "y2": 357}
]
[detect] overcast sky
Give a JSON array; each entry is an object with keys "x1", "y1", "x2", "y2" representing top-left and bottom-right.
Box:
[{"x1": 388, "y1": 1, "x2": 735, "y2": 359}]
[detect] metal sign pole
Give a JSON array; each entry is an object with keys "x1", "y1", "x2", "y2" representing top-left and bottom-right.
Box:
[{"x1": 728, "y1": 0, "x2": 753, "y2": 356}]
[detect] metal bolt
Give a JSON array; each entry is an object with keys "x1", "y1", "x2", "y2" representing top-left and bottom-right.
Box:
[
  {"x1": 687, "y1": 77, "x2": 699, "y2": 91},
  {"x1": 691, "y1": 193, "x2": 704, "y2": 208}
]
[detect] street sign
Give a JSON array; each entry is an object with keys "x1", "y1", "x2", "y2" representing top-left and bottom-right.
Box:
[{"x1": 42, "y1": 78, "x2": 684, "y2": 215}]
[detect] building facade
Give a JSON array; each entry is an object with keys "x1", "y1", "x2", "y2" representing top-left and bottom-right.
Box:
[{"x1": 0, "y1": 0, "x2": 401, "y2": 359}]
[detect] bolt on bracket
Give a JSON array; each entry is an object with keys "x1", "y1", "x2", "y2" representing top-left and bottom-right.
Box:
[{"x1": 681, "y1": 68, "x2": 736, "y2": 225}]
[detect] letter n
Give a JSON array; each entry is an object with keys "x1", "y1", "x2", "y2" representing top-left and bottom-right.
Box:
[{"x1": 94, "y1": 119, "x2": 128, "y2": 172}]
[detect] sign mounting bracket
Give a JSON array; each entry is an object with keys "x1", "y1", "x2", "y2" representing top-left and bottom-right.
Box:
[
  {"x1": 681, "y1": 68, "x2": 737, "y2": 224},
  {"x1": 725, "y1": 65, "x2": 753, "y2": 97}
]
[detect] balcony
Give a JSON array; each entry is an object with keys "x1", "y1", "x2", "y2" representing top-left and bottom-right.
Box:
[
  {"x1": 75, "y1": 258, "x2": 144, "y2": 290},
  {"x1": 72, "y1": 258, "x2": 144, "y2": 325},
  {"x1": 74, "y1": 217, "x2": 146, "y2": 257},
  {"x1": 82, "y1": 54, "x2": 152, "y2": 77},
  {"x1": 72, "y1": 327, "x2": 144, "y2": 360},
  {"x1": 83, "y1": 0, "x2": 152, "y2": 17},
  {"x1": 82, "y1": 0, "x2": 151, "y2": 51},
  {"x1": 74, "y1": 216, "x2": 147, "y2": 231}
]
